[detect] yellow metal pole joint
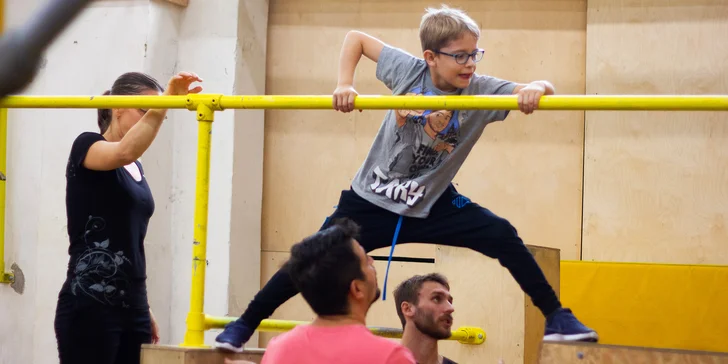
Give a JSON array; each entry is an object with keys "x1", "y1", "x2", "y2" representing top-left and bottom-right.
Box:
[
  {"x1": 181, "y1": 100, "x2": 217, "y2": 348},
  {"x1": 186, "y1": 94, "x2": 224, "y2": 114},
  {"x1": 454, "y1": 326, "x2": 486, "y2": 345}
]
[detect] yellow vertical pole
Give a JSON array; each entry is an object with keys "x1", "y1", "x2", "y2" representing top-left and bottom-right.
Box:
[
  {"x1": 0, "y1": 107, "x2": 7, "y2": 284},
  {"x1": 181, "y1": 102, "x2": 214, "y2": 347},
  {"x1": 0, "y1": 0, "x2": 12, "y2": 285}
]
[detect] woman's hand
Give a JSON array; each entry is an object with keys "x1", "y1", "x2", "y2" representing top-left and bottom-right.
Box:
[
  {"x1": 164, "y1": 72, "x2": 204, "y2": 96},
  {"x1": 150, "y1": 308, "x2": 160, "y2": 344}
]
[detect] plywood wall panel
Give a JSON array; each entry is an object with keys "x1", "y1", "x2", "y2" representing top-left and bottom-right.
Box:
[
  {"x1": 263, "y1": 0, "x2": 587, "y2": 261},
  {"x1": 434, "y1": 245, "x2": 560, "y2": 364},
  {"x1": 582, "y1": 0, "x2": 728, "y2": 264},
  {"x1": 446, "y1": 1, "x2": 587, "y2": 261}
]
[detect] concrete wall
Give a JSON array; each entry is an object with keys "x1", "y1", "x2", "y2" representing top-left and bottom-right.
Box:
[{"x1": 0, "y1": 1, "x2": 264, "y2": 363}]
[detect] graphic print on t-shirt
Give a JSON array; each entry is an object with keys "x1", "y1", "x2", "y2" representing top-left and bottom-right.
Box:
[
  {"x1": 369, "y1": 86, "x2": 460, "y2": 207},
  {"x1": 70, "y1": 215, "x2": 132, "y2": 307}
]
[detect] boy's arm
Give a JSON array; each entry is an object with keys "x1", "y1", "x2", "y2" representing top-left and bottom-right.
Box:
[
  {"x1": 512, "y1": 80, "x2": 556, "y2": 115},
  {"x1": 333, "y1": 30, "x2": 386, "y2": 113},
  {"x1": 337, "y1": 30, "x2": 385, "y2": 87}
]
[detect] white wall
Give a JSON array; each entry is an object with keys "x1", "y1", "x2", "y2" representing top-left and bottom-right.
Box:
[
  {"x1": 227, "y1": 0, "x2": 267, "y2": 340},
  {"x1": 142, "y1": 0, "x2": 183, "y2": 346},
  {"x1": 0, "y1": 0, "x2": 264, "y2": 362},
  {"x1": 168, "y1": 0, "x2": 265, "y2": 346}
]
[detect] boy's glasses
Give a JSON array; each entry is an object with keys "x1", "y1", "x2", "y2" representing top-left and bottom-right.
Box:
[{"x1": 435, "y1": 49, "x2": 485, "y2": 65}]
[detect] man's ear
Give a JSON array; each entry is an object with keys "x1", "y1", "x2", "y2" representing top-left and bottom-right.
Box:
[
  {"x1": 351, "y1": 279, "x2": 365, "y2": 300},
  {"x1": 401, "y1": 301, "x2": 416, "y2": 318}
]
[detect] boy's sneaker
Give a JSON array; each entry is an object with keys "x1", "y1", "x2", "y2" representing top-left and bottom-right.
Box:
[
  {"x1": 214, "y1": 319, "x2": 255, "y2": 353},
  {"x1": 543, "y1": 308, "x2": 599, "y2": 342}
]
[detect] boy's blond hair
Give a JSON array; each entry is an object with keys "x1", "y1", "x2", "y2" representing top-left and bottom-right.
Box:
[{"x1": 419, "y1": 4, "x2": 480, "y2": 53}]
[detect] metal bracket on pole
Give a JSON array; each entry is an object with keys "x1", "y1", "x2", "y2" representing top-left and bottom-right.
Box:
[
  {"x1": 186, "y1": 94, "x2": 225, "y2": 115},
  {"x1": 455, "y1": 326, "x2": 487, "y2": 345}
]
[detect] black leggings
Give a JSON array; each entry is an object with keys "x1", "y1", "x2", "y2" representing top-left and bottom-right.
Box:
[
  {"x1": 240, "y1": 184, "x2": 562, "y2": 329},
  {"x1": 54, "y1": 287, "x2": 151, "y2": 364}
]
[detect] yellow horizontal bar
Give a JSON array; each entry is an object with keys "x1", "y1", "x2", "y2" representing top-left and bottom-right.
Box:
[
  {"x1": 0, "y1": 94, "x2": 727, "y2": 110},
  {"x1": 204, "y1": 315, "x2": 485, "y2": 345},
  {"x1": 0, "y1": 95, "x2": 189, "y2": 109},
  {"x1": 219, "y1": 95, "x2": 728, "y2": 111},
  {"x1": 205, "y1": 316, "x2": 308, "y2": 333}
]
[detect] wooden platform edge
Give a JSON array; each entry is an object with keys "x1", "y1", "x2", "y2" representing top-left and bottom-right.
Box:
[
  {"x1": 524, "y1": 245, "x2": 561, "y2": 364},
  {"x1": 141, "y1": 344, "x2": 266, "y2": 364},
  {"x1": 538, "y1": 342, "x2": 728, "y2": 364}
]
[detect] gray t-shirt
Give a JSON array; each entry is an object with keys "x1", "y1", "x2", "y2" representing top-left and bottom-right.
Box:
[{"x1": 350, "y1": 45, "x2": 517, "y2": 218}]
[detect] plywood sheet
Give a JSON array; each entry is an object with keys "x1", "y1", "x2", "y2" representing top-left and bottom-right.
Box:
[
  {"x1": 538, "y1": 342, "x2": 728, "y2": 364},
  {"x1": 524, "y1": 246, "x2": 561, "y2": 364},
  {"x1": 582, "y1": 0, "x2": 728, "y2": 264},
  {"x1": 435, "y1": 245, "x2": 560, "y2": 364},
  {"x1": 140, "y1": 345, "x2": 264, "y2": 364},
  {"x1": 263, "y1": 0, "x2": 587, "y2": 260}
]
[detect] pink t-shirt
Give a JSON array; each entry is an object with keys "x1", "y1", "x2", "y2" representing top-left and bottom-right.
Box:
[{"x1": 261, "y1": 324, "x2": 416, "y2": 364}]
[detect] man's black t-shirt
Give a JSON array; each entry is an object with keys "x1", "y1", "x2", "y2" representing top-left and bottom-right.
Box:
[{"x1": 61, "y1": 132, "x2": 155, "y2": 309}]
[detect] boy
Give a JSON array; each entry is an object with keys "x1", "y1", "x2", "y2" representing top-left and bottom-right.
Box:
[{"x1": 216, "y1": 5, "x2": 597, "y2": 352}]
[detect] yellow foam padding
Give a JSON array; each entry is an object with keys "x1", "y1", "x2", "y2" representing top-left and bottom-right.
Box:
[{"x1": 560, "y1": 261, "x2": 728, "y2": 353}]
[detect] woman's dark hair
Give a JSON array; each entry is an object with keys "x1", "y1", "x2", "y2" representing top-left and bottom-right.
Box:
[{"x1": 98, "y1": 72, "x2": 165, "y2": 134}]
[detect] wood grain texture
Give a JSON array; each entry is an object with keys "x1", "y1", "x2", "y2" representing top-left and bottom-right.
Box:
[
  {"x1": 262, "y1": 0, "x2": 586, "y2": 260},
  {"x1": 524, "y1": 246, "x2": 561, "y2": 364},
  {"x1": 141, "y1": 345, "x2": 264, "y2": 364},
  {"x1": 435, "y1": 245, "x2": 560, "y2": 364},
  {"x1": 260, "y1": 2, "x2": 583, "y2": 361},
  {"x1": 538, "y1": 342, "x2": 728, "y2": 364},
  {"x1": 582, "y1": 0, "x2": 728, "y2": 264}
]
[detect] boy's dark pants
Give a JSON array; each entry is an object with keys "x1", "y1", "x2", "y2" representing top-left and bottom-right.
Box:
[{"x1": 240, "y1": 184, "x2": 561, "y2": 328}]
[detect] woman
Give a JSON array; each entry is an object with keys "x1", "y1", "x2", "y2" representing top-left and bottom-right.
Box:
[{"x1": 54, "y1": 71, "x2": 203, "y2": 364}]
